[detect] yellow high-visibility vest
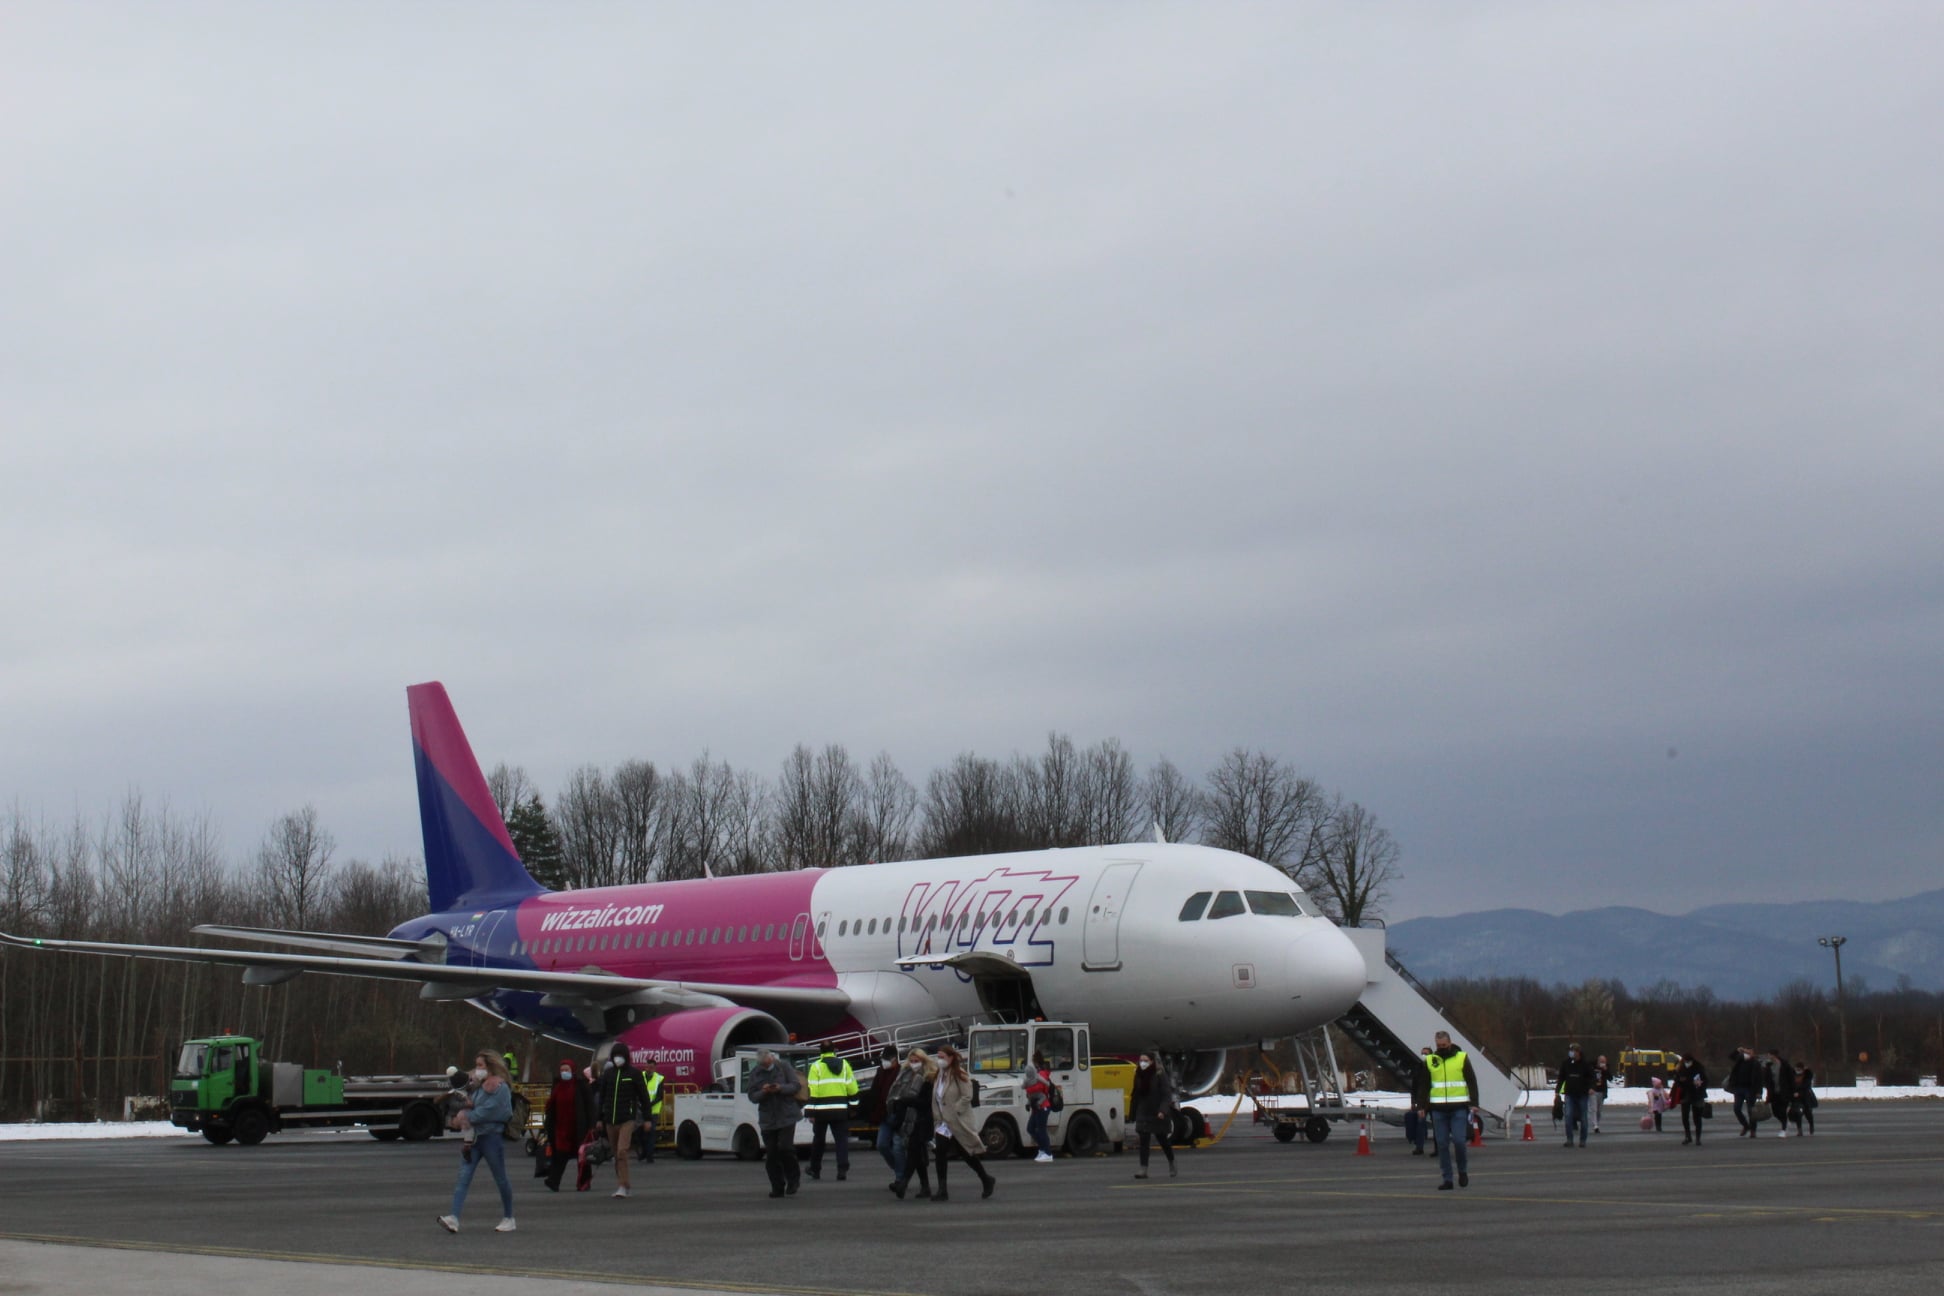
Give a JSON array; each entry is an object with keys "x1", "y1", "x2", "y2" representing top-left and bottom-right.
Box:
[
  {"x1": 805, "y1": 1055, "x2": 857, "y2": 1111},
  {"x1": 644, "y1": 1071, "x2": 665, "y2": 1116},
  {"x1": 1426, "y1": 1050, "x2": 1469, "y2": 1105}
]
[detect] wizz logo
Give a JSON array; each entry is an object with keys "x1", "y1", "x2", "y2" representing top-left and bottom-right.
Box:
[{"x1": 899, "y1": 866, "x2": 1078, "y2": 970}]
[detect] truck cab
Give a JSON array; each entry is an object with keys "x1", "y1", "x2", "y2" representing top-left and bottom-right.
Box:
[
  {"x1": 170, "y1": 1033, "x2": 448, "y2": 1146},
  {"x1": 965, "y1": 1020, "x2": 1122, "y2": 1158}
]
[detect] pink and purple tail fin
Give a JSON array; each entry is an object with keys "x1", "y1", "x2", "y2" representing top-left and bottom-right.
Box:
[{"x1": 408, "y1": 682, "x2": 545, "y2": 913}]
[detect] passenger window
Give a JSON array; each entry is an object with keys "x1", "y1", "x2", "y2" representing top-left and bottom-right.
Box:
[
  {"x1": 1058, "y1": 907, "x2": 1069, "y2": 924},
  {"x1": 839, "y1": 921, "x2": 848, "y2": 937},
  {"x1": 1246, "y1": 891, "x2": 1300, "y2": 917},
  {"x1": 1178, "y1": 892, "x2": 1212, "y2": 921},
  {"x1": 1207, "y1": 891, "x2": 1246, "y2": 920}
]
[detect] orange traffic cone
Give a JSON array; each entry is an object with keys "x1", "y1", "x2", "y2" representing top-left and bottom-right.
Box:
[
  {"x1": 1355, "y1": 1121, "x2": 1372, "y2": 1156},
  {"x1": 1521, "y1": 1113, "x2": 1535, "y2": 1142},
  {"x1": 1468, "y1": 1116, "x2": 1485, "y2": 1148}
]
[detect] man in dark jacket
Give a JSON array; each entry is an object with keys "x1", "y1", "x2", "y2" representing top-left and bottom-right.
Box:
[
  {"x1": 746, "y1": 1047, "x2": 806, "y2": 1199},
  {"x1": 1727, "y1": 1047, "x2": 1763, "y2": 1138},
  {"x1": 1556, "y1": 1043, "x2": 1594, "y2": 1148},
  {"x1": 1412, "y1": 1030, "x2": 1481, "y2": 1189},
  {"x1": 594, "y1": 1047, "x2": 648, "y2": 1198}
]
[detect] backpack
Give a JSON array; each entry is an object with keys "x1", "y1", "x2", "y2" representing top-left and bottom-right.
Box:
[{"x1": 1047, "y1": 1082, "x2": 1065, "y2": 1113}]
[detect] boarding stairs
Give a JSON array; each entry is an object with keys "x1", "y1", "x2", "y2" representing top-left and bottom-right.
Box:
[{"x1": 1335, "y1": 925, "x2": 1524, "y2": 1131}]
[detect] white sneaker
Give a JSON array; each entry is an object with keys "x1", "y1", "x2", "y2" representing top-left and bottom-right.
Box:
[
  {"x1": 1778, "y1": 1130, "x2": 1788, "y2": 1138},
  {"x1": 494, "y1": 1218, "x2": 517, "y2": 1233},
  {"x1": 1034, "y1": 1152, "x2": 1053, "y2": 1163},
  {"x1": 437, "y1": 1215, "x2": 459, "y2": 1233},
  {"x1": 611, "y1": 1186, "x2": 630, "y2": 1198}
]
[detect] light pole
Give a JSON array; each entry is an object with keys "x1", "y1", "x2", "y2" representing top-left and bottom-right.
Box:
[{"x1": 1818, "y1": 935, "x2": 1848, "y2": 1083}]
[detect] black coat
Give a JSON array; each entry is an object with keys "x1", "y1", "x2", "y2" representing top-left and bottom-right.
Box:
[
  {"x1": 891, "y1": 1070, "x2": 934, "y2": 1141},
  {"x1": 1674, "y1": 1060, "x2": 1708, "y2": 1105},
  {"x1": 1727, "y1": 1052, "x2": 1761, "y2": 1093},
  {"x1": 596, "y1": 1061, "x2": 648, "y2": 1125},
  {"x1": 1556, "y1": 1055, "x2": 1594, "y2": 1098}
]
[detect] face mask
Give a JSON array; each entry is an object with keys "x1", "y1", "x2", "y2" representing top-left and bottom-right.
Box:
[
  {"x1": 472, "y1": 1067, "x2": 487, "y2": 1080},
  {"x1": 1138, "y1": 1060, "x2": 1151, "y2": 1070},
  {"x1": 559, "y1": 1069, "x2": 573, "y2": 1081}
]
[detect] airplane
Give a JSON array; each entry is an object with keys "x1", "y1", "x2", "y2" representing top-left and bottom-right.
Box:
[{"x1": 0, "y1": 682, "x2": 1367, "y2": 1093}]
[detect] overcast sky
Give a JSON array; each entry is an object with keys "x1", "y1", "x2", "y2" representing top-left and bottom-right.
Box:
[{"x1": 3, "y1": 4, "x2": 1938, "y2": 921}]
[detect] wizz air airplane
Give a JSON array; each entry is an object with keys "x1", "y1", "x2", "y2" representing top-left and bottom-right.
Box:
[{"x1": 2, "y1": 683, "x2": 1366, "y2": 1091}]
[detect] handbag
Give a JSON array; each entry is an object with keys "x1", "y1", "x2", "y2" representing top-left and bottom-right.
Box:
[
  {"x1": 1699, "y1": 1101, "x2": 1713, "y2": 1119},
  {"x1": 1048, "y1": 1082, "x2": 1065, "y2": 1113}
]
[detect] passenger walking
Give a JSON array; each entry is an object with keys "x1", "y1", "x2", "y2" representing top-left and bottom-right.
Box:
[
  {"x1": 1675, "y1": 1052, "x2": 1709, "y2": 1146},
  {"x1": 1130, "y1": 1053, "x2": 1179, "y2": 1179},
  {"x1": 540, "y1": 1057, "x2": 594, "y2": 1192},
  {"x1": 1645, "y1": 1075, "x2": 1668, "y2": 1133},
  {"x1": 746, "y1": 1046, "x2": 806, "y2": 1199},
  {"x1": 1728, "y1": 1047, "x2": 1763, "y2": 1138},
  {"x1": 1591, "y1": 1054, "x2": 1612, "y2": 1133},
  {"x1": 594, "y1": 1045, "x2": 648, "y2": 1197},
  {"x1": 1791, "y1": 1063, "x2": 1817, "y2": 1136},
  {"x1": 865, "y1": 1046, "x2": 902, "y2": 1176},
  {"x1": 929, "y1": 1044, "x2": 996, "y2": 1202},
  {"x1": 889, "y1": 1050, "x2": 936, "y2": 1199},
  {"x1": 1556, "y1": 1044, "x2": 1594, "y2": 1148},
  {"x1": 1023, "y1": 1050, "x2": 1056, "y2": 1162},
  {"x1": 1414, "y1": 1029, "x2": 1479, "y2": 1190},
  {"x1": 438, "y1": 1049, "x2": 516, "y2": 1234},
  {"x1": 1766, "y1": 1051, "x2": 1794, "y2": 1137},
  {"x1": 804, "y1": 1043, "x2": 859, "y2": 1181},
  {"x1": 1404, "y1": 1046, "x2": 1432, "y2": 1155}
]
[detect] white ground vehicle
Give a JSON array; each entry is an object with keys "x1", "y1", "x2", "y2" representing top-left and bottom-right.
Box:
[{"x1": 964, "y1": 1020, "x2": 1123, "y2": 1158}]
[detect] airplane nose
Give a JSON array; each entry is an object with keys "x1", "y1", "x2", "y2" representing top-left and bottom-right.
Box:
[{"x1": 1287, "y1": 922, "x2": 1369, "y2": 1019}]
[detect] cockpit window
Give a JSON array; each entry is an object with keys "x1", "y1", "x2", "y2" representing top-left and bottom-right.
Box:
[
  {"x1": 1246, "y1": 891, "x2": 1300, "y2": 917},
  {"x1": 1289, "y1": 891, "x2": 1312, "y2": 916},
  {"x1": 1178, "y1": 892, "x2": 1212, "y2": 922},
  {"x1": 1206, "y1": 891, "x2": 1246, "y2": 920}
]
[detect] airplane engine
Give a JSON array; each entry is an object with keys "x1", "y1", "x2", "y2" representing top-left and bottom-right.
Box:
[
  {"x1": 1173, "y1": 1048, "x2": 1229, "y2": 1097},
  {"x1": 608, "y1": 1007, "x2": 788, "y2": 1090}
]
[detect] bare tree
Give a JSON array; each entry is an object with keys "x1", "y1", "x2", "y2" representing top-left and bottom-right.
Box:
[
  {"x1": 661, "y1": 755, "x2": 769, "y2": 879},
  {"x1": 255, "y1": 806, "x2": 336, "y2": 930},
  {"x1": 775, "y1": 744, "x2": 863, "y2": 870},
  {"x1": 1141, "y1": 757, "x2": 1203, "y2": 844},
  {"x1": 1017, "y1": 733, "x2": 1084, "y2": 848},
  {"x1": 852, "y1": 752, "x2": 917, "y2": 864},
  {"x1": 1201, "y1": 750, "x2": 1329, "y2": 884},
  {"x1": 485, "y1": 764, "x2": 537, "y2": 828},
  {"x1": 919, "y1": 754, "x2": 1026, "y2": 858},
  {"x1": 611, "y1": 760, "x2": 664, "y2": 884},
  {"x1": 1080, "y1": 739, "x2": 1140, "y2": 845},
  {"x1": 1311, "y1": 797, "x2": 1400, "y2": 925},
  {"x1": 554, "y1": 766, "x2": 624, "y2": 890}
]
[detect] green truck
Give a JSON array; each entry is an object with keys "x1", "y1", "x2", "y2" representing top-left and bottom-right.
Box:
[{"x1": 170, "y1": 1034, "x2": 465, "y2": 1146}]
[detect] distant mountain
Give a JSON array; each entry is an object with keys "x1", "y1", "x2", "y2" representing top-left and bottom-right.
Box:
[{"x1": 1384, "y1": 889, "x2": 1944, "y2": 1000}]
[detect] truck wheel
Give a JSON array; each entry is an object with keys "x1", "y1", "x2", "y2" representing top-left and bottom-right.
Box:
[
  {"x1": 731, "y1": 1126, "x2": 764, "y2": 1162},
  {"x1": 675, "y1": 1121, "x2": 704, "y2": 1160},
  {"x1": 1062, "y1": 1112, "x2": 1104, "y2": 1158},
  {"x1": 1304, "y1": 1116, "x2": 1331, "y2": 1144},
  {"x1": 980, "y1": 1114, "x2": 1019, "y2": 1160},
  {"x1": 232, "y1": 1108, "x2": 270, "y2": 1147},
  {"x1": 202, "y1": 1127, "x2": 234, "y2": 1146},
  {"x1": 398, "y1": 1101, "x2": 441, "y2": 1143},
  {"x1": 1272, "y1": 1123, "x2": 1298, "y2": 1143}
]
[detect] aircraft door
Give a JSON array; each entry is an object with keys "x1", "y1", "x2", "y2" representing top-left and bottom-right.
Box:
[
  {"x1": 472, "y1": 910, "x2": 506, "y2": 968},
  {"x1": 1081, "y1": 862, "x2": 1142, "y2": 971},
  {"x1": 788, "y1": 913, "x2": 809, "y2": 962}
]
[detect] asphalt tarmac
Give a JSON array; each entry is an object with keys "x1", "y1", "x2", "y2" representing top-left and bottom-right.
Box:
[{"x1": 1, "y1": 1101, "x2": 1940, "y2": 1295}]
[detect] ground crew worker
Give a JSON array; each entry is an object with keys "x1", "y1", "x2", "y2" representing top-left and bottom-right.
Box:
[
  {"x1": 804, "y1": 1044, "x2": 859, "y2": 1181},
  {"x1": 503, "y1": 1050, "x2": 519, "y2": 1082},
  {"x1": 638, "y1": 1059, "x2": 666, "y2": 1162},
  {"x1": 1412, "y1": 1029, "x2": 1480, "y2": 1191},
  {"x1": 594, "y1": 1045, "x2": 648, "y2": 1198}
]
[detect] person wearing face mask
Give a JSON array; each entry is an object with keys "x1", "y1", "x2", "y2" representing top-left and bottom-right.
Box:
[
  {"x1": 1727, "y1": 1046, "x2": 1763, "y2": 1138},
  {"x1": 888, "y1": 1049, "x2": 937, "y2": 1199},
  {"x1": 865, "y1": 1047, "x2": 903, "y2": 1179},
  {"x1": 1675, "y1": 1051, "x2": 1710, "y2": 1145},
  {"x1": 929, "y1": 1044, "x2": 996, "y2": 1202},
  {"x1": 746, "y1": 1046, "x2": 806, "y2": 1199},
  {"x1": 439, "y1": 1050, "x2": 516, "y2": 1234},
  {"x1": 1129, "y1": 1053, "x2": 1178, "y2": 1179},
  {"x1": 1555, "y1": 1044, "x2": 1594, "y2": 1148},
  {"x1": 1412, "y1": 1030, "x2": 1479, "y2": 1190},
  {"x1": 540, "y1": 1057, "x2": 594, "y2": 1192},
  {"x1": 594, "y1": 1045, "x2": 649, "y2": 1198}
]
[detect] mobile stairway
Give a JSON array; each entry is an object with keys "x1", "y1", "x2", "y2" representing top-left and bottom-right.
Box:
[{"x1": 1333, "y1": 925, "x2": 1524, "y2": 1132}]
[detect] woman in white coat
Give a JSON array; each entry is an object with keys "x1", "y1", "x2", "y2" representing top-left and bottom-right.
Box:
[{"x1": 929, "y1": 1044, "x2": 996, "y2": 1202}]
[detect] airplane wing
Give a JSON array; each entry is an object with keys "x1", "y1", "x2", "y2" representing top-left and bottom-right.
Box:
[
  {"x1": 190, "y1": 923, "x2": 442, "y2": 961},
  {"x1": 0, "y1": 930, "x2": 850, "y2": 1013}
]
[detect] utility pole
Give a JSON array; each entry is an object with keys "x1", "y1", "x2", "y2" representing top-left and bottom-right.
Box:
[{"x1": 1818, "y1": 935, "x2": 1848, "y2": 1083}]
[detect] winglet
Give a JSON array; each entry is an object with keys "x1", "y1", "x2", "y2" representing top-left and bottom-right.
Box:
[{"x1": 408, "y1": 682, "x2": 545, "y2": 912}]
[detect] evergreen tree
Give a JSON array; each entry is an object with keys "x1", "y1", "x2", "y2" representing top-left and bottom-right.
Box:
[{"x1": 506, "y1": 794, "x2": 566, "y2": 891}]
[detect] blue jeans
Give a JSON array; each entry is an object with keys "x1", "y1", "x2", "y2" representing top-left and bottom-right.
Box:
[
  {"x1": 451, "y1": 1130, "x2": 513, "y2": 1220},
  {"x1": 1563, "y1": 1094, "x2": 1589, "y2": 1145},
  {"x1": 1027, "y1": 1106, "x2": 1051, "y2": 1156},
  {"x1": 1429, "y1": 1108, "x2": 1469, "y2": 1184},
  {"x1": 877, "y1": 1118, "x2": 906, "y2": 1177}
]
